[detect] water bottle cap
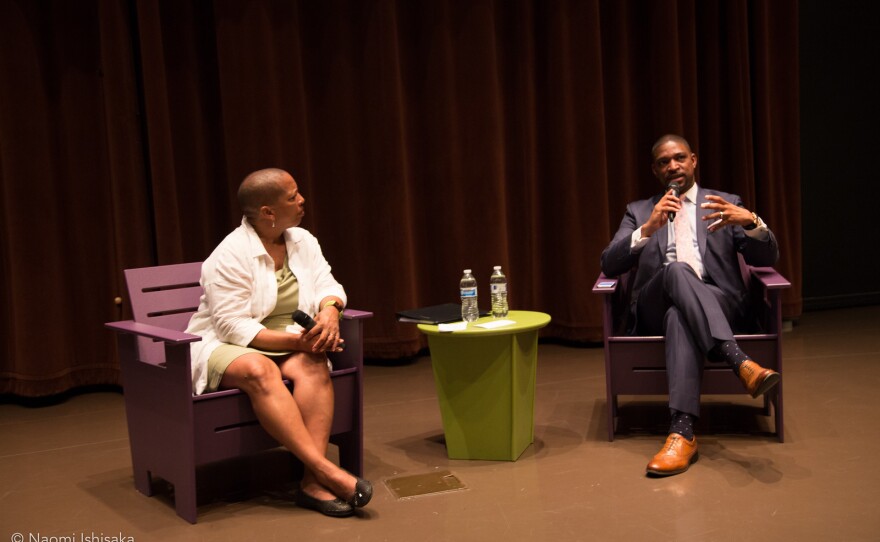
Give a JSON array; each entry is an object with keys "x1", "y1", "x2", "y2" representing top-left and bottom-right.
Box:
[
  {"x1": 463, "y1": 269, "x2": 472, "y2": 274},
  {"x1": 493, "y1": 266, "x2": 501, "y2": 270}
]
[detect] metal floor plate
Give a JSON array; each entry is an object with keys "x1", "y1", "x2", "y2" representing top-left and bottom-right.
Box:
[{"x1": 384, "y1": 470, "x2": 467, "y2": 499}]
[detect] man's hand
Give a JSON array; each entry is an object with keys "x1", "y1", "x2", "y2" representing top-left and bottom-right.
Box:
[
  {"x1": 641, "y1": 188, "x2": 681, "y2": 238},
  {"x1": 700, "y1": 195, "x2": 753, "y2": 233}
]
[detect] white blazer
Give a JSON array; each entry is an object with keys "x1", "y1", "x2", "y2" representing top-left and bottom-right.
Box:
[{"x1": 185, "y1": 217, "x2": 346, "y2": 394}]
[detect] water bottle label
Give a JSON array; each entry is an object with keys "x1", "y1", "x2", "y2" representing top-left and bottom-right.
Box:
[
  {"x1": 460, "y1": 287, "x2": 477, "y2": 298},
  {"x1": 491, "y1": 284, "x2": 507, "y2": 293}
]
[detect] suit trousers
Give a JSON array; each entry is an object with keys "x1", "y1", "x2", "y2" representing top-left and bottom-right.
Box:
[{"x1": 636, "y1": 262, "x2": 737, "y2": 417}]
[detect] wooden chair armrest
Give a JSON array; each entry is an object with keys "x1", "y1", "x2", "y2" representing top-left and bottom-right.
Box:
[
  {"x1": 592, "y1": 274, "x2": 619, "y2": 295},
  {"x1": 105, "y1": 320, "x2": 202, "y2": 344},
  {"x1": 342, "y1": 309, "x2": 374, "y2": 319},
  {"x1": 749, "y1": 267, "x2": 791, "y2": 291},
  {"x1": 107, "y1": 310, "x2": 371, "y2": 341}
]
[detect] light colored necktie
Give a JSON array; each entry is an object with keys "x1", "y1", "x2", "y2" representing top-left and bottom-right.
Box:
[{"x1": 673, "y1": 202, "x2": 701, "y2": 278}]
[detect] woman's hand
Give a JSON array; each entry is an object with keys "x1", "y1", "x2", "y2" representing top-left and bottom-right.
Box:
[{"x1": 303, "y1": 307, "x2": 344, "y2": 353}]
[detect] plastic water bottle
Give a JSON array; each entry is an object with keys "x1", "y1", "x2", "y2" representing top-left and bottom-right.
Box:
[
  {"x1": 459, "y1": 269, "x2": 479, "y2": 322},
  {"x1": 490, "y1": 266, "x2": 509, "y2": 318}
]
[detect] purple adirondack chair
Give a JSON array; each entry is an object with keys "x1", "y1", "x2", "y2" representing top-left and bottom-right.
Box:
[
  {"x1": 105, "y1": 262, "x2": 371, "y2": 523},
  {"x1": 592, "y1": 258, "x2": 790, "y2": 442}
]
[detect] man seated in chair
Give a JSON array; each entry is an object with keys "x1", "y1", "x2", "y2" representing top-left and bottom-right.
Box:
[
  {"x1": 600, "y1": 134, "x2": 781, "y2": 476},
  {"x1": 185, "y1": 168, "x2": 372, "y2": 516}
]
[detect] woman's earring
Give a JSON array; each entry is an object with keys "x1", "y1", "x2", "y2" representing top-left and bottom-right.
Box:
[{"x1": 271, "y1": 220, "x2": 276, "y2": 229}]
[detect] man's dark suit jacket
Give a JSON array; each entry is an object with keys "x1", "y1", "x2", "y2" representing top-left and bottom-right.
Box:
[{"x1": 601, "y1": 186, "x2": 779, "y2": 333}]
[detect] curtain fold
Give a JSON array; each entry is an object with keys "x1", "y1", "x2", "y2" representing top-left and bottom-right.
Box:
[
  {"x1": 0, "y1": 0, "x2": 801, "y2": 396},
  {"x1": 0, "y1": 0, "x2": 150, "y2": 395}
]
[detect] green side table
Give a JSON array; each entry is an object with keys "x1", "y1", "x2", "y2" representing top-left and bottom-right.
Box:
[{"x1": 418, "y1": 310, "x2": 551, "y2": 460}]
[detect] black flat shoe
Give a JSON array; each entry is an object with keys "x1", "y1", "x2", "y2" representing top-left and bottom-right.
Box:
[
  {"x1": 347, "y1": 477, "x2": 373, "y2": 508},
  {"x1": 294, "y1": 490, "x2": 354, "y2": 517}
]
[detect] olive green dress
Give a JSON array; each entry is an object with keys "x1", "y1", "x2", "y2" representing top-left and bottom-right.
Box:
[{"x1": 206, "y1": 259, "x2": 300, "y2": 392}]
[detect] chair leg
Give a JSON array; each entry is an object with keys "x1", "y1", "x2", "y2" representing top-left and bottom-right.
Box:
[
  {"x1": 775, "y1": 385, "x2": 784, "y2": 443},
  {"x1": 132, "y1": 466, "x2": 153, "y2": 497},
  {"x1": 173, "y1": 473, "x2": 199, "y2": 524},
  {"x1": 332, "y1": 431, "x2": 363, "y2": 477},
  {"x1": 607, "y1": 395, "x2": 618, "y2": 442}
]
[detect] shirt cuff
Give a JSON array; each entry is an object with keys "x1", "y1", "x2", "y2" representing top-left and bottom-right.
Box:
[
  {"x1": 744, "y1": 216, "x2": 770, "y2": 240},
  {"x1": 630, "y1": 227, "x2": 650, "y2": 251}
]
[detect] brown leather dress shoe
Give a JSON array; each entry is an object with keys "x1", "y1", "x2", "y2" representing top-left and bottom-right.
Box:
[
  {"x1": 646, "y1": 433, "x2": 698, "y2": 476},
  {"x1": 738, "y1": 360, "x2": 780, "y2": 398}
]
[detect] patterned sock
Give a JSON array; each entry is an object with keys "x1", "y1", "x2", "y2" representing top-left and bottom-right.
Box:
[
  {"x1": 710, "y1": 340, "x2": 750, "y2": 374},
  {"x1": 669, "y1": 410, "x2": 697, "y2": 441}
]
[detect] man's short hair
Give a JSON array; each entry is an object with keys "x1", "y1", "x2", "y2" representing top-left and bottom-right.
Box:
[
  {"x1": 651, "y1": 134, "x2": 693, "y2": 160},
  {"x1": 237, "y1": 168, "x2": 287, "y2": 219}
]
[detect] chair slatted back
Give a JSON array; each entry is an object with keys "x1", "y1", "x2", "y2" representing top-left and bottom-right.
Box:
[{"x1": 124, "y1": 262, "x2": 203, "y2": 364}]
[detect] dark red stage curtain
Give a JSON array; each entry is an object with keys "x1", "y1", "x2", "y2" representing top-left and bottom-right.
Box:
[
  {"x1": 0, "y1": 0, "x2": 800, "y2": 396},
  {"x1": 0, "y1": 0, "x2": 150, "y2": 395}
]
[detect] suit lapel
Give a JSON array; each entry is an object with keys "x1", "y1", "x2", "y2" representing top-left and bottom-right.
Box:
[{"x1": 658, "y1": 222, "x2": 669, "y2": 257}]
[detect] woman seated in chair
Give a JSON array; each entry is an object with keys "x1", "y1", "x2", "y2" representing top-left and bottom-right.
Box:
[{"x1": 185, "y1": 167, "x2": 371, "y2": 517}]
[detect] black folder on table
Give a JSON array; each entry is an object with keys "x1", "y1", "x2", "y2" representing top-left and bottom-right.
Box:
[
  {"x1": 398, "y1": 302, "x2": 498, "y2": 324},
  {"x1": 397, "y1": 303, "x2": 491, "y2": 324}
]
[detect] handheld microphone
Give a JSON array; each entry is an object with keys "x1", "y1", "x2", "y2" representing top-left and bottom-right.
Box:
[
  {"x1": 292, "y1": 310, "x2": 345, "y2": 350},
  {"x1": 666, "y1": 182, "x2": 680, "y2": 222}
]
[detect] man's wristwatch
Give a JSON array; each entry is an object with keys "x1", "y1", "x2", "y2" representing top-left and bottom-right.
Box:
[
  {"x1": 323, "y1": 300, "x2": 344, "y2": 319},
  {"x1": 743, "y1": 212, "x2": 760, "y2": 230}
]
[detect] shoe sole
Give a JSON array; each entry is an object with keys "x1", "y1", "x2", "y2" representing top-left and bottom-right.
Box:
[
  {"x1": 294, "y1": 492, "x2": 355, "y2": 518},
  {"x1": 312, "y1": 507, "x2": 355, "y2": 518},
  {"x1": 646, "y1": 452, "x2": 699, "y2": 477},
  {"x1": 750, "y1": 372, "x2": 780, "y2": 398}
]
